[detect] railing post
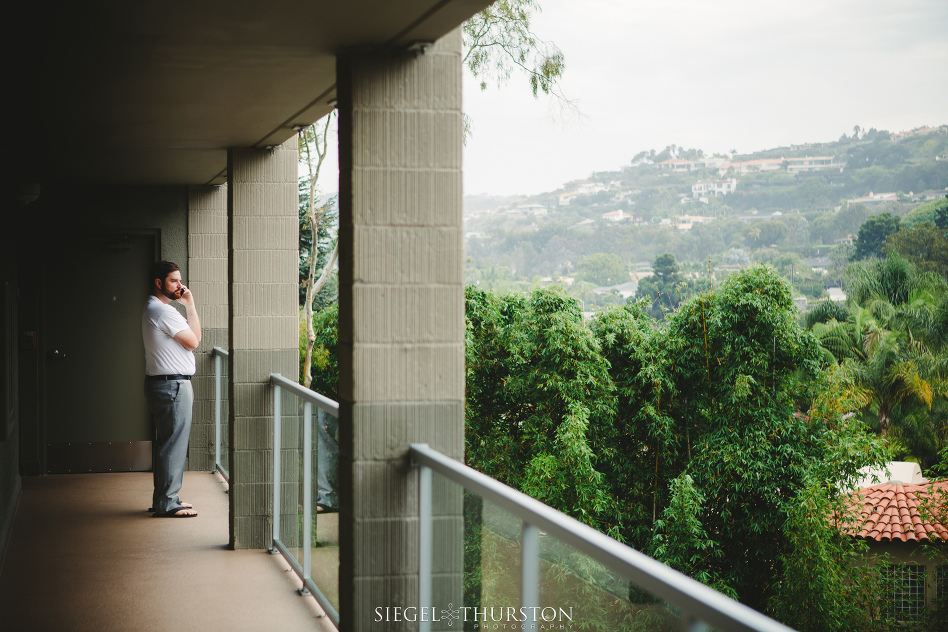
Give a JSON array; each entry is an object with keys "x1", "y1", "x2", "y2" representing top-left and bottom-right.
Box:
[
  {"x1": 521, "y1": 523, "x2": 540, "y2": 627},
  {"x1": 214, "y1": 351, "x2": 222, "y2": 472},
  {"x1": 301, "y1": 400, "x2": 313, "y2": 594},
  {"x1": 414, "y1": 444, "x2": 433, "y2": 632},
  {"x1": 271, "y1": 376, "x2": 282, "y2": 553}
]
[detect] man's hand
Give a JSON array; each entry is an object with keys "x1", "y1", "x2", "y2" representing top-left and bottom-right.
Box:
[
  {"x1": 177, "y1": 285, "x2": 195, "y2": 307},
  {"x1": 172, "y1": 285, "x2": 202, "y2": 350}
]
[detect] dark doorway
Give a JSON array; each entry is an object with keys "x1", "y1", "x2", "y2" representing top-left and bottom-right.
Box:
[{"x1": 45, "y1": 233, "x2": 156, "y2": 473}]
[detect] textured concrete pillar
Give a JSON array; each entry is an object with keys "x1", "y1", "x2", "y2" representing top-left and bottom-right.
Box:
[
  {"x1": 337, "y1": 29, "x2": 465, "y2": 631},
  {"x1": 187, "y1": 185, "x2": 229, "y2": 472},
  {"x1": 227, "y1": 140, "x2": 300, "y2": 549}
]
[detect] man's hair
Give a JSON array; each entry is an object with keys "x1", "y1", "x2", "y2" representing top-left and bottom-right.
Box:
[{"x1": 149, "y1": 260, "x2": 180, "y2": 288}]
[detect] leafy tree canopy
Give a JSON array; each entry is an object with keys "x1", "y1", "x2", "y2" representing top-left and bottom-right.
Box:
[
  {"x1": 886, "y1": 221, "x2": 948, "y2": 279},
  {"x1": 463, "y1": 0, "x2": 566, "y2": 99},
  {"x1": 902, "y1": 195, "x2": 948, "y2": 226},
  {"x1": 465, "y1": 286, "x2": 616, "y2": 528},
  {"x1": 634, "y1": 253, "x2": 707, "y2": 319},
  {"x1": 852, "y1": 212, "x2": 901, "y2": 260},
  {"x1": 575, "y1": 252, "x2": 628, "y2": 287}
]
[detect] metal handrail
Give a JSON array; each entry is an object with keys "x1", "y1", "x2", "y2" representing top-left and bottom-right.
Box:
[
  {"x1": 410, "y1": 443, "x2": 795, "y2": 632},
  {"x1": 269, "y1": 373, "x2": 339, "y2": 416},
  {"x1": 269, "y1": 373, "x2": 340, "y2": 626},
  {"x1": 210, "y1": 347, "x2": 229, "y2": 481}
]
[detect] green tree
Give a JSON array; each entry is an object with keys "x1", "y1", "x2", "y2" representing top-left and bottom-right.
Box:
[
  {"x1": 902, "y1": 195, "x2": 948, "y2": 226},
  {"x1": 769, "y1": 368, "x2": 892, "y2": 631},
  {"x1": 770, "y1": 481, "x2": 891, "y2": 632},
  {"x1": 665, "y1": 267, "x2": 823, "y2": 608},
  {"x1": 805, "y1": 255, "x2": 948, "y2": 458},
  {"x1": 463, "y1": 0, "x2": 566, "y2": 99},
  {"x1": 591, "y1": 301, "x2": 680, "y2": 543},
  {"x1": 307, "y1": 269, "x2": 908, "y2": 625},
  {"x1": 852, "y1": 213, "x2": 901, "y2": 260},
  {"x1": 299, "y1": 114, "x2": 339, "y2": 388},
  {"x1": 634, "y1": 253, "x2": 705, "y2": 319},
  {"x1": 600, "y1": 267, "x2": 835, "y2": 609},
  {"x1": 886, "y1": 222, "x2": 948, "y2": 279},
  {"x1": 575, "y1": 252, "x2": 628, "y2": 286},
  {"x1": 796, "y1": 176, "x2": 833, "y2": 212},
  {"x1": 303, "y1": 303, "x2": 339, "y2": 400},
  {"x1": 465, "y1": 286, "x2": 616, "y2": 527},
  {"x1": 652, "y1": 253, "x2": 681, "y2": 285},
  {"x1": 743, "y1": 220, "x2": 788, "y2": 248},
  {"x1": 649, "y1": 474, "x2": 734, "y2": 597}
]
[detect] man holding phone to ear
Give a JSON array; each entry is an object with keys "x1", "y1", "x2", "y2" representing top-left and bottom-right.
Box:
[{"x1": 142, "y1": 260, "x2": 202, "y2": 518}]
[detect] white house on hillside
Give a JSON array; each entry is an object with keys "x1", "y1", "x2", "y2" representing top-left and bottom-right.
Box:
[
  {"x1": 785, "y1": 156, "x2": 844, "y2": 174},
  {"x1": 692, "y1": 178, "x2": 737, "y2": 199},
  {"x1": 717, "y1": 158, "x2": 783, "y2": 175},
  {"x1": 657, "y1": 157, "x2": 726, "y2": 172},
  {"x1": 516, "y1": 203, "x2": 548, "y2": 217},
  {"x1": 846, "y1": 192, "x2": 897, "y2": 206}
]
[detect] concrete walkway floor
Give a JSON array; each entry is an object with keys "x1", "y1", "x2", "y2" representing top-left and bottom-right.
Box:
[{"x1": 0, "y1": 471, "x2": 337, "y2": 632}]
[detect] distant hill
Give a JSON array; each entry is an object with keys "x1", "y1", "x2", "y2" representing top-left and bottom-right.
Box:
[
  {"x1": 463, "y1": 124, "x2": 948, "y2": 305},
  {"x1": 465, "y1": 124, "x2": 947, "y2": 223}
]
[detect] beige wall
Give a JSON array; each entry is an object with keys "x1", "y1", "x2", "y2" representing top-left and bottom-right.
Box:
[
  {"x1": 187, "y1": 185, "x2": 229, "y2": 472},
  {"x1": 336, "y1": 29, "x2": 465, "y2": 631},
  {"x1": 227, "y1": 140, "x2": 300, "y2": 549},
  {"x1": 866, "y1": 540, "x2": 948, "y2": 609}
]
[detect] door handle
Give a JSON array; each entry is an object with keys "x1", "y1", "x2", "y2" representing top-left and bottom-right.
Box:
[{"x1": 48, "y1": 349, "x2": 67, "y2": 360}]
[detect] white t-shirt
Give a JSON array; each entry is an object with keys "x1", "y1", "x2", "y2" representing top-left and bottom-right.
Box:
[{"x1": 142, "y1": 295, "x2": 196, "y2": 376}]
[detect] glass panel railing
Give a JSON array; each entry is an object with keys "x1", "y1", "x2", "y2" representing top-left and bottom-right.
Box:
[
  {"x1": 211, "y1": 347, "x2": 230, "y2": 480},
  {"x1": 312, "y1": 407, "x2": 340, "y2": 614},
  {"x1": 269, "y1": 374, "x2": 340, "y2": 627},
  {"x1": 473, "y1": 494, "x2": 524, "y2": 623},
  {"x1": 412, "y1": 443, "x2": 792, "y2": 632},
  {"x1": 278, "y1": 386, "x2": 304, "y2": 564},
  {"x1": 418, "y1": 467, "x2": 468, "y2": 631},
  {"x1": 536, "y1": 527, "x2": 682, "y2": 631},
  {"x1": 454, "y1": 480, "x2": 674, "y2": 632}
]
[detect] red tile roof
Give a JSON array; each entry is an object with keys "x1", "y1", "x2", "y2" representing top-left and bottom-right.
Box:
[{"x1": 847, "y1": 482, "x2": 948, "y2": 542}]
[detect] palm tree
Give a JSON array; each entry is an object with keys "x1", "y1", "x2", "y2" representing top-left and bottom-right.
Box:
[
  {"x1": 804, "y1": 255, "x2": 947, "y2": 435},
  {"x1": 845, "y1": 323, "x2": 935, "y2": 433}
]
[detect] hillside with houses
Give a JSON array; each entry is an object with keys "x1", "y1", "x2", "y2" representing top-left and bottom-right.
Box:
[{"x1": 464, "y1": 124, "x2": 948, "y2": 309}]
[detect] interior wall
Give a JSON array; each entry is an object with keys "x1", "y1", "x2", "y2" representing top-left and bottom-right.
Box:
[
  {"x1": 0, "y1": 199, "x2": 22, "y2": 571},
  {"x1": 12, "y1": 184, "x2": 189, "y2": 478}
]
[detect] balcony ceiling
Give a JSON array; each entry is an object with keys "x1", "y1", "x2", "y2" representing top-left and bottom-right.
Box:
[{"x1": 5, "y1": 0, "x2": 487, "y2": 187}]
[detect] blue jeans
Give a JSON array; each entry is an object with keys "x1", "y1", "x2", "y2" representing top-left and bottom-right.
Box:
[{"x1": 144, "y1": 379, "x2": 193, "y2": 513}]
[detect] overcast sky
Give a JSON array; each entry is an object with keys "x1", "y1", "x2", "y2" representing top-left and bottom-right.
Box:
[{"x1": 461, "y1": 0, "x2": 948, "y2": 197}]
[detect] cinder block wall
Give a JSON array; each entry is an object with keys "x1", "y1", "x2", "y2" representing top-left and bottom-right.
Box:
[
  {"x1": 227, "y1": 139, "x2": 300, "y2": 549},
  {"x1": 337, "y1": 29, "x2": 465, "y2": 631},
  {"x1": 187, "y1": 185, "x2": 229, "y2": 472}
]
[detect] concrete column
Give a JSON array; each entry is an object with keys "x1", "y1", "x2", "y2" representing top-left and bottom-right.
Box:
[
  {"x1": 227, "y1": 140, "x2": 300, "y2": 549},
  {"x1": 187, "y1": 185, "x2": 228, "y2": 472},
  {"x1": 337, "y1": 29, "x2": 465, "y2": 631}
]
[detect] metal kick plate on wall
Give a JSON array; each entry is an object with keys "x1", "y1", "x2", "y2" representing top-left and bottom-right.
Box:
[{"x1": 47, "y1": 441, "x2": 152, "y2": 473}]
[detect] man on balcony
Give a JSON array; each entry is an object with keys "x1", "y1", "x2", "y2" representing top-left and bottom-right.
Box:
[{"x1": 142, "y1": 261, "x2": 202, "y2": 518}]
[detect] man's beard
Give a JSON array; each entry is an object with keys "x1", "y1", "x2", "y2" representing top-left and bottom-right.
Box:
[{"x1": 161, "y1": 284, "x2": 182, "y2": 301}]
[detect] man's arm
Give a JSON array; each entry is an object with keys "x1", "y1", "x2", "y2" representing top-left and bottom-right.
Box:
[{"x1": 172, "y1": 286, "x2": 202, "y2": 350}]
